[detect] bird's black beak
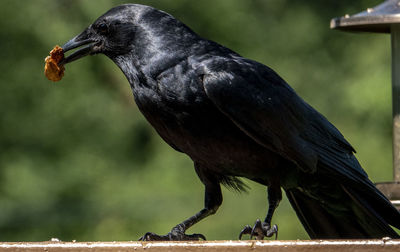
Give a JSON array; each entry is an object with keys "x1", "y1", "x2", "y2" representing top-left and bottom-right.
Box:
[{"x1": 61, "y1": 30, "x2": 101, "y2": 65}]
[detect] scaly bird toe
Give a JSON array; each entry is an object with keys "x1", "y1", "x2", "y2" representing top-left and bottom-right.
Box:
[
  {"x1": 239, "y1": 219, "x2": 278, "y2": 240},
  {"x1": 139, "y1": 225, "x2": 206, "y2": 241}
]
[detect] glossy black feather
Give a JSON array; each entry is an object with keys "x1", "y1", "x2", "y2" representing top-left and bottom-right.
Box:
[{"x1": 67, "y1": 4, "x2": 400, "y2": 238}]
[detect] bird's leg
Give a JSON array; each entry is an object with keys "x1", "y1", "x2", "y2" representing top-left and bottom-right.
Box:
[
  {"x1": 140, "y1": 172, "x2": 222, "y2": 241},
  {"x1": 239, "y1": 184, "x2": 282, "y2": 240}
]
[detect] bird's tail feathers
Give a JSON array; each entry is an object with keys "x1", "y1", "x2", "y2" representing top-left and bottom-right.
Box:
[{"x1": 285, "y1": 184, "x2": 400, "y2": 239}]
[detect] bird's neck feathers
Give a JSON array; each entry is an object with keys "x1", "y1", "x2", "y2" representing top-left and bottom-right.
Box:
[
  {"x1": 131, "y1": 18, "x2": 200, "y2": 70},
  {"x1": 107, "y1": 7, "x2": 217, "y2": 93},
  {"x1": 110, "y1": 20, "x2": 204, "y2": 89},
  {"x1": 112, "y1": 54, "x2": 142, "y2": 89}
]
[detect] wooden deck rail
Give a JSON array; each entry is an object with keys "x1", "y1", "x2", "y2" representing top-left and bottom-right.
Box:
[{"x1": 0, "y1": 240, "x2": 399, "y2": 252}]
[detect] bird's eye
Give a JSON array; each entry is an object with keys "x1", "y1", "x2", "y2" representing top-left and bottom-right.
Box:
[{"x1": 97, "y1": 23, "x2": 109, "y2": 35}]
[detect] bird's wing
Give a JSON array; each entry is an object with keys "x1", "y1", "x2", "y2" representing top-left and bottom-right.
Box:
[{"x1": 201, "y1": 58, "x2": 368, "y2": 181}]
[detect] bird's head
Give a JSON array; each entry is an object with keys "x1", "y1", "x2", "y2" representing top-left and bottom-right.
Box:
[
  {"x1": 61, "y1": 4, "x2": 145, "y2": 64},
  {"x1": 61, "y1": 4, "x2": 197, "y2": 66}
]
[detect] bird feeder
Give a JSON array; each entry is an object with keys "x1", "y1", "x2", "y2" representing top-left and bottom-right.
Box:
[{"x1": 331, "y1": 0, "x2": 400, "y2": 209}]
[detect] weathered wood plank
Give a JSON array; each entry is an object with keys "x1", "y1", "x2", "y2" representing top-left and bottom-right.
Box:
[{"x1": 0, "y1": 240, "x2": 398, "y2": 252}]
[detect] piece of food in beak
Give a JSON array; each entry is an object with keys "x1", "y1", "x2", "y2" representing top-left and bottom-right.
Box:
[{"x1": 44, "y1": 45, "x2": 65, "y2": 82}]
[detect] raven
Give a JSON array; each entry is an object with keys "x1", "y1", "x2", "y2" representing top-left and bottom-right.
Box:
[{"x1": 60, "y1": 4, "x2": 400, "y2": 240}]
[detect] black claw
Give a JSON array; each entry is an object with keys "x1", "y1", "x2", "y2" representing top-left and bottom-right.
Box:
[
  {"x1": 139, "y1": 232, "x2": 169, "y2": 241},
  {"x1": 269, "y1": 224, "x2": 278, "y2": 240},
  {"x1": 239, "y1": 219, "x2": 278, "y2": 240},
  {"x1": 239, "y1": 225, "x2": 252, "y2": 240},
  {"x1": 139, "y1": 230, "x2": 206, "y2": 241},
  {"x1": 185, "y1": 233, "x2": 207, "y2": 241}
]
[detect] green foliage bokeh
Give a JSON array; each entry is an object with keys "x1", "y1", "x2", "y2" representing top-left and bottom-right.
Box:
[{"x1": 0, "y1": 0, "x2": 393, "y2": 241}]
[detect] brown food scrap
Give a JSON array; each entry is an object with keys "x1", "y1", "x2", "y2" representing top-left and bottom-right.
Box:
[{"x1": 44, "y1": 45, "x2": 65, "y2": 82}]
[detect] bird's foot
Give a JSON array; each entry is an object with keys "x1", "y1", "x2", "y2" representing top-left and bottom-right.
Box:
[
  {"x1": 239, "y1": 219, "x2": 278, "y2": 240},
  {"x1": 139, "y1": 224, "x2": 206, "y2": 241}
]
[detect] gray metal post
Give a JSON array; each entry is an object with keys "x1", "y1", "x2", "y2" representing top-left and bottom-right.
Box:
[
  {"x1": 330, "y1": 0, "x2": 400, "y2": 208},
  {"x1": 392, "y1": 24, "x2": 400, "y2": 182}
]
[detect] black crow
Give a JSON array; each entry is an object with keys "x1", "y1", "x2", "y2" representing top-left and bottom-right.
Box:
[{"x1": 59, "y1": 4, "x2": 400, "y2": 240}]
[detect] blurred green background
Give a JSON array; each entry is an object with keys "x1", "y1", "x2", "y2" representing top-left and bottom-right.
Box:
[{"x1": 0, "y1": 0, "x2": 394, "y2": 241}]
